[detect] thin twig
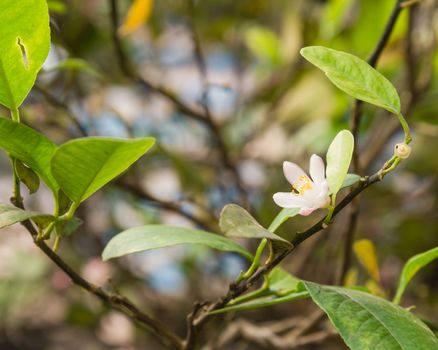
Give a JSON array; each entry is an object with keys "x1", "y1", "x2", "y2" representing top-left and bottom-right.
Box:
[
  {"x1": 186, "y1": 0, "x2": 249, "y2": 207},
  {"x1": 14, "y1": 211, "x2": 183, "y2": 350},
  {"x1": 183, "y1": 169, "x2": 384, "y2": 348},
  {"x1": 108, "y1": 0, "x2": 206, "y2": 123},
  {"x1": 339, "y1": 0, "x2": 405, "y2": 285}
]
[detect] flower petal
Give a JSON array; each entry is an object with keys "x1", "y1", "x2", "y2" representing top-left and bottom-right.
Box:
[
  {"x1": 299, "y1": 207, "x2": 316, "y2": 216},
  {"x1": 283, "y1": 161, "x2": 306, "y2": 186},
  {"x1": 273, "y1": 192, "x2": 309, "y2": 208},
  {"x1": 309, "y1": 154, "x2": 325, "y2": 186}
]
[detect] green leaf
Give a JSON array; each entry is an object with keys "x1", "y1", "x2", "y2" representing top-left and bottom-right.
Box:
[
  {"x1": 0, "y1": 203, "x2": 52, "y2": 229},
  {"x1": 56, "y1": 217, "x2": 83, "y2": 237},
  {"x1": 211, "y1": 267, "x2": 306, "y2": 314},
  {"x1": 0, "y1": 0, "x2": 50, "y2": 110},
  {"x1": 210, "y1": 291, "x2": 309, "y2": 314},
  {"x1": 14, "y1": 159, "x2": 40, "y2": 194},
  {"x1": 300, "y1": 46, "x2": 401, "y2": 114},
  {"x1": 394, "y1": 247, "x2": 438, "y2": 304},
  {"x1": 102, "y1": 225, "x2": 252, "y2": 261},
  {"x1": 268, "y1": 208, "x2": 300, "y2": 233},
  {"x1": 341, "y1": 173, "x2": 361, "y2": 190},
  {"x1": 51, "y1": 137, "x2": 155, "y2": 203},
  {"x1": 0, "y1": 118, "x2": 58, "y2": 192},
  {"x1": 305, "y1": 282, "x2": 438, "y2": 350},
  {"x1": 268, "y1": 267, "x2": 302, "y2": 294},
  {"x1": 326, "y1": 130, "x2": 354, "y2": 196},
  {"x1": 219, "y1": 204, "x2": 291, "y2": 247}
]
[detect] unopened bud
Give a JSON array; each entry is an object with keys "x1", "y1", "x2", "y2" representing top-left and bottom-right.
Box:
[{"x1": 394, "y1": 143, "x2": 411, "y2": 159}]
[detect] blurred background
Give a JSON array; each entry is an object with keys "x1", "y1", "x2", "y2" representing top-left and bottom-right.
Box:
[{"x1": 0, "y1": 0, "x2": 437, "y2": 349}]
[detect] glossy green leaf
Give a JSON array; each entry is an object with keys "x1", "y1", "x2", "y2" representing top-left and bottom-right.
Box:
[
  {"x1": 300, "y1": 46, "x2": 401, "y2": 114},
  {"x1": 305, "y1": 282, "x2": 438, "y2": 350},
  {"x1": 394, "y1": 247, "x2": 438, "y2": 304},
  {"x1": 102, "y1": 225, "x2": 252, "y2": 261},
  {"x1": 0, "y1": 203, "x2": 52, "y2": 229},
  {"x1": 326, "y1": 130, "x2": 354, "y2": 196},
  {"x1": 219, "y1": 204, "x2": 291, "y2": 246},
  {"x1": 0, "y1": 118, "x2": 58, "y2": 191},
  {"x1": 268, "y1": 208, "x2": 300, "y2": 233},
  {"x1": 51, "y1": 137, "x2": 155, "y2": 203},
  {"x1": 0, "y1": 0, "x2": 50, "y2": 110}
]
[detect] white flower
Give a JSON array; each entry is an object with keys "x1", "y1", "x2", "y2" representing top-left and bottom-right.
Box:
[{"x1": 273, "y1": 154, "x2": 331, "y2": 216}]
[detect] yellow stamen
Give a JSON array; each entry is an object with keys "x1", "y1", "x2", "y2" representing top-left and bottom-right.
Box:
[{"x1": 291, "y1": 175, "x2": 313, "y2": 196}]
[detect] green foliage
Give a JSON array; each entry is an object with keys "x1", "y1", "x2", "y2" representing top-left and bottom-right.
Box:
[
  {"x1": 267, "y1": 208, "x2": 300, "y2": 233},
  {"x1": 326, "y1": 130, "x2": 354, "y2": 197},
  {"x1": 219, "y1": 204, "x2": 291, "y2": 246},
  {"x1": 305, "y1": 282, "x2": 438, "y2": 350},
  {"x1": 51, "y1": 137, "x2": 155, "y2": 204},
  {"x1": 300, "y1": 46, "x2": 401, "y2": 114},
  {"x1": 211, "y1": 267, "x2": 307, "y2": 314},
  {"x1": 341, "y1": 173, "x2": 361, "y2": 189},
  {"x1": 244, "y1": 26, "x2": 282, "y2": 67},
  {"x1": 0, "y1": 0, "x2": 50, "y2": 111},
  {"x1": 102, "y1": 225, "x2": 252, "y2": 261},
  {"x1": 0, "y1": 118, "x2": 58, "y2": 192},
  {"x1": 394, "y1": 247, "x2": 438, "y2": 305},
  {"x1": 14, "y1": 159, "x2": 40, "y2": 194},
  {"x1": 0, "y1": 204, "x2": 52, "y2": 229}
]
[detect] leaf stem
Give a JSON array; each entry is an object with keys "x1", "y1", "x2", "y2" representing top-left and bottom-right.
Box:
[
  {"x1": 397, "y1": 112, "x2": 412, "y2": 144},
  {"x1": 235, "y1": 238, "x2": 267, "y2": 284},
  {"x1": 10, "y1": 108, "x2": 20, "y2": 122}
]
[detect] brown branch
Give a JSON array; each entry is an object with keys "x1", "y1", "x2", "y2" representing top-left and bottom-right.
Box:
[
  {"x1": 34, "y1": 84, "x2": 88, "y2": 137},
  {"x1": 183, "y1": 168, "x2": 384, "y2": 348},
  {"x1": 108, "y1": 0, "x2": 206, "y2": 123},
  {"x1": 339, "y1": 0, "x2": 405, "y2": 285},
  {"x1": 13, "y1": 208, "x2": 183, "y2": 350},
  {"x1": 117, "y1": 178, "x2": 217, "y2": 232},
  {"x1": 186, "y1": 0, "x2": 249, "y2": 207}
]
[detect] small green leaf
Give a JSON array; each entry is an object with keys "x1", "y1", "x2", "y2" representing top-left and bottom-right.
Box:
[
  {"x1": 102, "y1": 225, "x2": 252, "y2": 261},
  {"x1": 0, "y1": 118, "x2": 58, "y2": 192},
  {"x1": 15, "y1": 159, "x2": 40, "y2": 194},
  {"x1": 341, "y1": 173, "x2": 361, "y2": 190},
  {"x1": 0, "y1": 203, "x2": 52, "y2": 229},
  {"x1": 326, "y1": 130, "x2": 354, "y2": 196},
  {"x1": 210, "y1": 291, "x2": 309, "y2": 314},
  {"x1": 0, "y1": 0, "x2": 50, "y2": 110},
  {"x1": 219, "y1": 204, "x2": 291, "y2": 247},
  {"x1": 212, "y1": 267, "x2": 305, "y2": 314},
  {"x1": 300, "y1": 46, "x2": 401, "y2": 114},
  {"x1": 394, "y1": 247, "x2": 438, "y2": 304},
  {"x1": 268, "y1": 208, "x2": 300, "y2": 233},
  {"x1": 305, "y1": 282, "x2": 438, "y2": 350},
  {"x1": 268, "y1": 267, "x2": 302, "y2": 294},
  {"x1": 56, "y1": 217, "x2": 83, "y2": 237},
  {"x1": 51, "y1": 137, "x2": 155, "y2": 203}
]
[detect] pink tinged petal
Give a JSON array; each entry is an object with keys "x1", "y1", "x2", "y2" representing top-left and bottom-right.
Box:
[
  {"x1": 273, "y1": 192, "x2": 310, "y2": 208},
  {"x1": 309, "y1": 154, "x2": 326, "y2": 187},
  {"x1": 299, "y1": 207, "x2": 316, "y2": 216},
  {"x1": 283, "y1": 161, "x2": 306, "y2": 187}
]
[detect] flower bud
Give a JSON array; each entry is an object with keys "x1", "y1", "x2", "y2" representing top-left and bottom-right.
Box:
[{"x1": 394, "y1": 143, "x2": 411, "y2": 159}]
